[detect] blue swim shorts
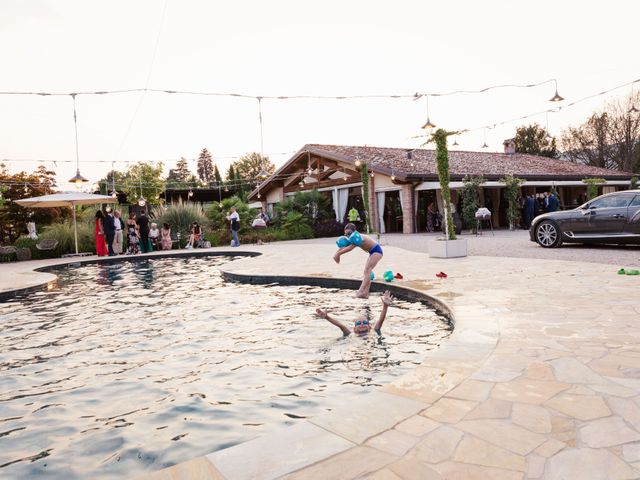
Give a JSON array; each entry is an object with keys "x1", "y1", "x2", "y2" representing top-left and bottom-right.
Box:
[{"x1": 369, "y1": 243, "x2": 383, "y2": 256}]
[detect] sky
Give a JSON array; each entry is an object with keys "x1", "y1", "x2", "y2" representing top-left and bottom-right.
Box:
[{"x1": 1, "y1": 0, "x2": 639, "y2": 191}]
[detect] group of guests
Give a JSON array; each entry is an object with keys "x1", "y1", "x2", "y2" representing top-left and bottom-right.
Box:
[
  {"x1": 94, "y1": 208, "x2": 173, "y2": 256},
  {"x1": 521, "y1": 191, "x2": 560, "y2": 229}
]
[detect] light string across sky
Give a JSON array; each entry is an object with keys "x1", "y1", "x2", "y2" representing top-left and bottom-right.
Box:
[{"x1": 1, "y1": 76, "x2": 638, "y2": 183}]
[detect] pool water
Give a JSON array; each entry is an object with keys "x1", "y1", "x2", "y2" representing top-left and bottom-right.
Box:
[{"x1": 0, "y1": 256, "x2": 451, "y2": 479}]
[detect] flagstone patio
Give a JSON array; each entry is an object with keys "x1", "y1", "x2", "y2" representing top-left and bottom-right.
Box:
[{"x1": 1, "y1": 241, "x2": 639, "y2": 480}]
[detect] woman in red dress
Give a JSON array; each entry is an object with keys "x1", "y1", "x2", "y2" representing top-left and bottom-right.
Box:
[{"x1": 95, "y1": 210, "x2": 108, "y2": 256}]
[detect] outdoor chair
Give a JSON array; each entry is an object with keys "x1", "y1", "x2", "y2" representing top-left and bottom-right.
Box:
[{"x1": 36, "y1": 239, "x2": 58, "y2": 251}]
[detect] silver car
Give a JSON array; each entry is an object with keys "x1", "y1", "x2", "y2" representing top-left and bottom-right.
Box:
[{"x1": 530, "y1": 189, "x2": 640, "y2": 248}]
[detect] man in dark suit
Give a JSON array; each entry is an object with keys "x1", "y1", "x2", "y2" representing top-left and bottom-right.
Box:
[
  {"x1": 103, "y1": 208, "x2": 117, "y2": 256},
  {"x1": 136, "y1": 209, "x2": 150, "y2": 253}
]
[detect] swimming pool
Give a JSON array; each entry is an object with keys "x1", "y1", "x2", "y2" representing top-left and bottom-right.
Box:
[{"x1": 0, "y1": 256, "x2": 451, "y2": 479}]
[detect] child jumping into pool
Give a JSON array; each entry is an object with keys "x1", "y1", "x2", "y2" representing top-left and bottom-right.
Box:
[
  {"x1": 316, "y1": 290, "x2": 393, "y2": 336},
  {"x1": 333, "y1": 223, "x2": 383, "y2": 299}
]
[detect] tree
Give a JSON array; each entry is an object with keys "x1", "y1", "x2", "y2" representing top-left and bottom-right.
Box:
[
  {"x1": 0, "y1": 164, "x2": 66, "y2": 236},
  {"x1": 514, "y1": 123, "x2": 558, "y2": 158},
  {"x1": 197, "y1": 148, "x2": 215, "y2": 184},
  {"x1": 560, "y1": 91, "x2": 640, "y2": 173},
  {"x1": 121, "y1": 162, "x2": 166, "y2": 206},
  {"x1": 561, "y1": 113, "x2": 615, "y2": 169},
  {"x1": 226, "y1": 164, "x2": 235, "y2": 182},
  {"x1": 167, "y1": 157, "x2": 191, "y2": 184},
  {"x1": 214, "y1": 164, "x2": 222, "y2": 184},
  {"x1": 232, "y1": 152, "x2": 275, "y2": 183},
  {"x1": 582, "y1": 178, "x2": 606, "y2": 200}
]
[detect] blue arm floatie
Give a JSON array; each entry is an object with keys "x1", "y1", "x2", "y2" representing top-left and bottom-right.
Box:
[
  {"x1": 348, "y1": 231, "x2": 363, "y2": 246},
  {"x1": 336, "y1": 236, "x2": 351, "y2": 248}
]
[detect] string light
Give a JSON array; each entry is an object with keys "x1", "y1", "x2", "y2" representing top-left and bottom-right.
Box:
[
  {"x1": 482, "y1": 128, "x2": 488, "y2": 149},
  {"x1": 67, "y1": 94, "x2": 88, "y2": 184},
  {"x1": 629, "y1": 81, "x2": 639, "y2": 114},
  {"x1": 421, "y1": 95, "x2": 436, "y2": 130}
]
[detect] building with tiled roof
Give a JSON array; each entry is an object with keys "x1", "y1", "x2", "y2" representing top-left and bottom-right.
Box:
[{"x1": 249, "y1": 143, "x2": 634, "y2": 233}]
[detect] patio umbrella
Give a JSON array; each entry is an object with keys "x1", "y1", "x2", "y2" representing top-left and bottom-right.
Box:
[{"x1": 15, "y1": 192, "x2": 118, "y2": 255}]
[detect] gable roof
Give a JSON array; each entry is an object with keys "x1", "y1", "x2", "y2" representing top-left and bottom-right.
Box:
[
  {"x1": 249, "y1": 143, "x2": 634, "y2": 201},
  {"x1": 306, "y1": 144, "x2": 634, "y2": 180}
]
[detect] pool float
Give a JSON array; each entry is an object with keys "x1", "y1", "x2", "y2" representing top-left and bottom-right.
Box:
[
  {"x1": 436, "y1": 271, "x2": 448, "y2": 279},
  {"x1": 370, "y1": 271, "x2": 375, "y2": 280},
  {"x1": 383, "y1": 270, "x2": 394, "y2": 282},
  {"x1": 348, "y1": 231, "x2": 363, "y2": 246}
]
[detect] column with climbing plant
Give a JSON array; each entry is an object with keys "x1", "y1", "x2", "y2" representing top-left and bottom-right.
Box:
[
  {"x1": 431, "y1": 129, "x2": 457, "y2": 240},
  {"x1": 360, "y1": 163, "x2": 373, "y2": 234}
]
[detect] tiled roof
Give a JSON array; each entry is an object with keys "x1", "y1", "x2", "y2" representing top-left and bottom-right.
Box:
[{"x1": 304, "y1": 144, "x2": 634, "y2": 179}]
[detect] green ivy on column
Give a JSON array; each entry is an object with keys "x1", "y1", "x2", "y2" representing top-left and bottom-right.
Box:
[{"x1": 360, "y1": 163, "x2": 373, "y2": 234}]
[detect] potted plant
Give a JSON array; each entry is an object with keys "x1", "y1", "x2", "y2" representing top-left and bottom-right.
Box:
[{"x1": 427, "y1": 129, "x2": 468, "y2": 258}]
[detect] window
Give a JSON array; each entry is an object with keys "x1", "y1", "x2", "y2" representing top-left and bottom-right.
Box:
[
  {"x1": 630, "y1": 195, "x2": 640, "y2": 207},
  {"x1": 589, "y1": 194, "x2": 632, "y2": 209}
]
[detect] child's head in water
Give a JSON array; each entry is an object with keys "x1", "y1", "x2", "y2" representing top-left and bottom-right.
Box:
[{"x1": 352, "y1": 317, "x2": 371, "y2": 334}]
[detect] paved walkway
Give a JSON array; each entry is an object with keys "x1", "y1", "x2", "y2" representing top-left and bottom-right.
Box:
[{"x1": 2, "y1": 241, "x2": 640, "y2": 480}]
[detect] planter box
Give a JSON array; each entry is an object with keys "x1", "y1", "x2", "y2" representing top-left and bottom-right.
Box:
[{"x1": 428, "y1": 238, "x2": 468, "y2": 258}]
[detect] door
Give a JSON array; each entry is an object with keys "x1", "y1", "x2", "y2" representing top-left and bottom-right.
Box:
[
  {"x1": 624, "y1": 195, "x2": 640, "y2": 235},
  {"x1": 577, "y1": 193, "x2": 634, "y2": 235}
]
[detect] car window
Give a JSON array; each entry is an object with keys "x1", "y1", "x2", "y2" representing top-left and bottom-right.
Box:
[
  {"x1": 630, "y1": 195, "x2": 640, "y2": 207},
  {"x1": 589, "y1": 195, "x2": 632, "y2": 209}
]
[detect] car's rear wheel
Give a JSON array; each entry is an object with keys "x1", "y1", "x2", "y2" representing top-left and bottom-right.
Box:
[{"x1": 535, "y1": 220, "x2": 563, "y2": 248}]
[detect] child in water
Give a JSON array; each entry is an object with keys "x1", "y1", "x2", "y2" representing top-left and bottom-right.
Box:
[
  {"x1": 316, "y1": 290, "x2": 393, "y2": 336},
  {"x1": 333, "y1": 223, "x2": 383, "y2": 299}
]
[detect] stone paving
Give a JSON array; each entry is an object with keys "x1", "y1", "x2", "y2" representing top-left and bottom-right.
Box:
[{"x1": 1, "y1": 239, "x2": 640, "y2": 480}]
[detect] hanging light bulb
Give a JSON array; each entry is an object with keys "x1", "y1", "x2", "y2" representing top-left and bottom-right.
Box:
[
  {"x1": 299, "y1": 180, "x2": 304, "y2": 188},
  {"x1": 23, "y1": 184, "x2": 29, "y2": 193},
  {"x1": 453, "y1": 137, "x2": 459, "y2": 146},
  {"x1": 257, "y1": 169, "x2": 269, "y2": 180},
  {"x1": 355, "y1": 158, "x2": 362, "y2": 167},
  {"x1": 421, "y1": 95, "x2": 436, "y2": 130},
  {"x1": 188, "y1": 189, "x2": 194, "y2": 198},
  {"x1": 224, "y1": 185, "x2": 229, "y2": 192},
  {"x1": 390, "y1": 171, "x2": 396, "y2": 182},
  {"x1": 482, "y1": 128, "x2": 489, "y2": 149},
  {"x1": 549, "y1": 80, "x2": 564, "y2": 102},
  {"x1": 369, "y1": 171, "x2": 375, "y2": 178},
  {"x1": 257, "y1": 191, "x2": 261, "y2": 199},
  {"x1": 138, "y1": 196, "x2": 146, "y2": 207},
  {"x1": 111, "y1": 190, "x2": 118, "y2": 198},
  {"x1": 68, "y1": 94, "x2": 89, "y2": 184}
]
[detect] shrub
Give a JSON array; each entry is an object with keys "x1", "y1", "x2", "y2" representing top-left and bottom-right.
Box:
[
  {"x1": 313, "y1": 220, "x2": 344, "y2": 238},
  {"x1": 274, "y1": 190, "x2": 333, "y2": 226},
  {"x1": 152, "y1": 199, "x2": 208, "y2": 241},
  {"x1": 40, "y1": 222, "x2": 95, "y2": 255},
  {"x1": 206, "y1": 196, "x2": 254, "y2": 234},
  {"x1": 279, "y1": 211, "x2": 314, "y2": 239},
  {"x1": 461, "y1": 175, "x2": 485, "y2": 231},
  {"x1": 582, "y1": 178, "x2": 606, "y2": 200}
]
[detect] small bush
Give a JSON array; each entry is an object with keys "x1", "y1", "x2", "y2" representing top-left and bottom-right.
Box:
[
  {"x1": 40, "y1": 222, "x2": 95, "y2": 255},
  {"x1": 152, "y1": 199, "x2": 209, "y2": 241},
  {"x1": 313, "y1": 220, "x2": 344, "y2": 238}
]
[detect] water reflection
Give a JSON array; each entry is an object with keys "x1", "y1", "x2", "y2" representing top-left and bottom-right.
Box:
[{"x1": 0, "y1": 257, "x2": 451, "y2": 480}]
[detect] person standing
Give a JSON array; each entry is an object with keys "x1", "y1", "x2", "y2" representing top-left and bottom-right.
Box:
[
  {"x1": 113, "y1": 210, "x2": 124, "y2": 254},
  {"x1": 94, "y1": 210, "x2": 108, "y2": 257},
  {"x1": 136, "y1": 209, "x2": 150, "y2": 253},
  {"x1": 160, "y1": 223, "x2": 172, "y2": 250},
  {"x1": 227, "y1": 206, "x2": 240, "y2": 247},
  {"x1": 103, "y1": 208, "x2": 116, "y2": 256},
  {"x1": 126, "y1": 213, "x2": 140, "y2": 255}
]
